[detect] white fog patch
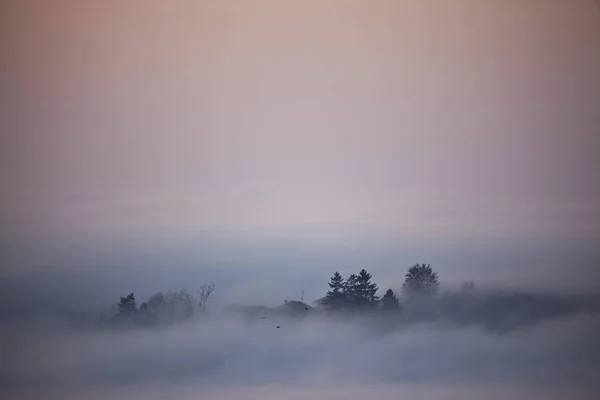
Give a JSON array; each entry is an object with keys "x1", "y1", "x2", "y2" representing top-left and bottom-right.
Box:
[{"x1": 2, "y1": 313, "x2": 599, "y2": 398}]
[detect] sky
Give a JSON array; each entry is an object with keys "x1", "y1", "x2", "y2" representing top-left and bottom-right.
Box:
[{"x1": 0, "y1": 0, "x2": 599, "y2": 289}]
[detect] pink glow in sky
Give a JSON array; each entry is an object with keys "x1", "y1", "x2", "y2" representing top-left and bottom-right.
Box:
[{"x1": 1, "y1": 0, "x2": 599, "y2": 243}]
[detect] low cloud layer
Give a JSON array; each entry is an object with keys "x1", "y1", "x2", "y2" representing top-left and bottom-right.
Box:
[{"x1": 2, "y1": 298, "x2": 599, "y2": 400}]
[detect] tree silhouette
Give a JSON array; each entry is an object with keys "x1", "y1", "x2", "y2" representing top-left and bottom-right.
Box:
[
  {"x1": 381, "y1": 289, "x2": 400, "y2": 312},
  {"x1": 135, "y1": 302, "x2": 158, "y2": 326},
  {"x1": 178, "y1": 289, "x2": 195, "y2": 318},
  {"x1": 145, "y1": 289, "x2": 200, "y2": 323},
  {"x1": 321, "y1": 272, "x2": 346, "y2": 310},
  {"x1": 343, "y1": 273, "x2": 357, "y2": 308},
  {"x1": 197, "y1": 282, "x2": 216, "y2": 314},
  {"x1": 118, "y1": 292, "x2": 137, "y2": 315},
  {"x1": 402, "y1": 263, "x2": 439, "y2": 296},
  {"x1": 461, "y1": 281, "x2": 475, "y2": 292},
  {"x1": 345, "y1": 269, "x2": 379, "y2": 309}
]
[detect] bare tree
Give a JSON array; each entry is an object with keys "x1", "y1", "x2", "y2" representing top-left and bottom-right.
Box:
[
  {"x1": 197, "y1": 282, "x2": 216, "y2": 313},
  {"x1": 178, "y1": 289, "x2": 195, "y2": 318},
  {"x1": 146, "y1": 290, "x2": 196, "y2": 322}
]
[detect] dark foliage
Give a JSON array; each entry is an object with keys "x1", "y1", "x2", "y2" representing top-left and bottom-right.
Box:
[
  {"x1": 321, "y1": 272, "x2": 346, "y2": 311},
  {"x1": 118, "y1": 293, "x2": 137, "y2": 315},
  {"x1": 381, "y1": 289, "x2": 401, "y2": 313},
  {"x1": 402, "y1": 263, "x2": 439, "y2": 296},
  {"x1": 134, "y1": 302, "x2": 158, "y2": 326},
  {"x1": 344, "y1": 269, "x2": 379, "y2": 309}
]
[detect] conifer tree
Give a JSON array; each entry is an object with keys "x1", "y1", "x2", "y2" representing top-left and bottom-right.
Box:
[
  {"x1": 381, "y1": 288, "x2": 400, "y2": 312},
  {"x1": 321, "y1": 272, "x2": 346, "y2": 310},
  {"x1": 118, "y1": 292, "x2": 137, "y2": 315},
  {"x1": 345, "y1": 269, "x2": 379, "y2": 309}
]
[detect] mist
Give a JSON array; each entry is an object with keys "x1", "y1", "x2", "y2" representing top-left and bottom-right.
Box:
[
  {"x1": 2, "y1": 244, "x2": 600, "y2": 400},
  {"x1": 2, "y1": 286, "x2": 600, "y2": 400},
  {"x1": 2, "y1": 237, "x2": 600, "y2": 399}
]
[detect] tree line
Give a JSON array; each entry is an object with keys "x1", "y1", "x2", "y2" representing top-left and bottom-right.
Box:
[
  {"x1": 110, "y1": 282, "x2": 216, "y2": 327},
  {"x1": 320, "y1": 263, "x2": 439, "y2": 313},
  {"x1": 85, "y1": 260, "x2": 595, "y2": 336},
  {"x1": 110, "y1": 263, "x2": 440, "y2": 326}
]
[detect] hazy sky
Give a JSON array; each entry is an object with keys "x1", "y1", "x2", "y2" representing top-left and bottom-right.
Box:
[{"x1": 1, "y1": 1, "x2": 599, "y2": 251}]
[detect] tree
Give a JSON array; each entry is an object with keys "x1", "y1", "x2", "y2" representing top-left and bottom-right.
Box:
[
  {"x1": 197, "y1": 282, "x2": 215, "y2": 313},
  {"x1": 402, "y1": 263, "x2": 439, "y2": 296},
  {"x1": 461, "y1": 281, "x2": 475, "y2": 292},
  {"x1": 321, "y1": 272, "x2": 346, "y2": 310},
  {"x1": 345, "y1": 269, "x2": 379, "y2": 309},
  {"x1": 343, "y1": 273, "x2": 357, "y2": 300},
  {"x1": 135, "y1": 302, "x2": 158, "y2": 326},
  {"x1": 144, "y1": 289, "x2": 197, "y2": 323},
  {"x1": 177, "y1": 289, "x2": 195, "y2": 318},
  {"x1": 381, "y1": 289, "x2": 400, "y2": 312},
  {"x1": 118, "y1": 292, "x2": 137, "y2": 315}
]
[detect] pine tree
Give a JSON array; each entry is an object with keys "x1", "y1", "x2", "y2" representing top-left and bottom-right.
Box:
[
  {"x1": 381, "y1": 289, "x2": 400, "y2": 312},
  {"x1": 345, "y1": 269, "x2": 379, "y2": 309},
  {"x1": 321, "y1": 272, "x2": 346, "y2": 310},
  {"x1": 118, "y1": 292, "x2": 137, "y2": 315},
  {"x1": 343, "y1": 273, "x2": 358, "y2": 307},
  {"x1": 357, "y1": 269, "x2": 379, "y2": 306},
  {"x1": 402, "y1": 263, "x2": 439, "y2": 296}
]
